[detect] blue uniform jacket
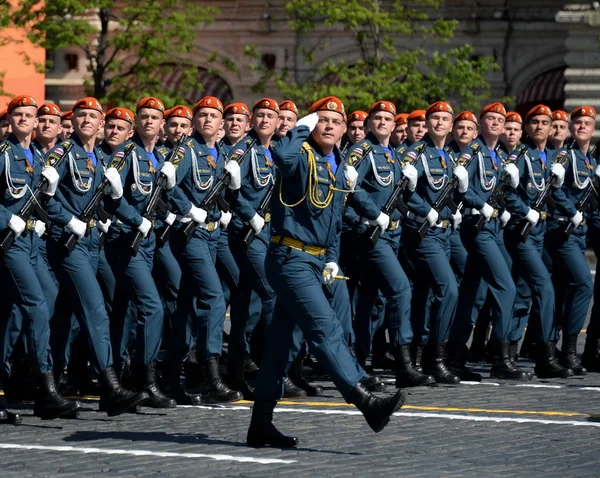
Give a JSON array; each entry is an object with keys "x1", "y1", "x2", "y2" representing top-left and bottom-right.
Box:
[{"x1": 462, "y1": 136, "x2": 506, "y2": 211}]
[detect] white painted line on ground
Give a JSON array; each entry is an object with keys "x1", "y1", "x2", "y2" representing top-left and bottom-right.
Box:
[
  {"x1": 181, "y1": 405, "x2": 600, "y2": 428},
  {"x1": 0, "y1": 443, "x2": 296, "y2": 465}
]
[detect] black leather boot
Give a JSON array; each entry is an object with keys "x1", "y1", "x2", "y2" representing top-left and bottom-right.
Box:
[
  {"x1": 371, "y1": 351, "x2": 395, "y2": 371},
  {"x1": 559, "y1": 334, "x2": 587, "y2": 376},
  {"x1": 183, "y1": 350, "x2": 204, "y2": 389},
  {"x1": 360, "y1": 374, "x2": 386, "y2": 392},
  {"x1": 202, "y1": 358, "x2": 242, "y2": 402},
  {"x1": 395, "y1": 345, "x2": 435, "y2": 387},
  {"x1": 247, "y1": 400, "x2": 299, "y2": 448},
  {"x1": 160, "y1": 361, "x2": 202, "y2": 405},
  {"x1": 288, "y1": 353, "x2": 323, "y2": 397},
  {"x1": 33, "y1": 371, "x2": 82, "y2": 420},
  {"x1": 283, "y1": 377, "x2": 307, "y2": 398},
  {"x1": 348, "y1": 382, "x2": 405, "y2": 433},
  {"x1": 227, "y1": 358, "x2": 255, "y2": 401},
  {"x1": 132, "y1": 362, "x2": 176, "y2": 408},
  {"x1": 534, "y1": 342, "x2": 574, "y2": 379},
  {"x1": 423, "y1": 342, "x2": 460, "y2": 384},
  {"x1": 98, "y1": 366, "x2": 149, "y2": 416},
  {"x1": 581, "y1": 335, "x2": 600, "y2": 372},
  {"x1": 490, "y1": 341, "x2": 529, "y2": 380},
  {"x1": 244, "y1": 357, "x2": 259, "y2": 378},
  {"x1": 410, "y1": 344, "x2": 424, "y2": 373},
  {"x1": 446, "y1": 341, "x2": 482, "y2": 382},
  {"x1": 509, "y1": 341, "x2": 532, "y2": 380},
  {"x1": 56, "y1": 370, "x2": 79, "y2": 397}
]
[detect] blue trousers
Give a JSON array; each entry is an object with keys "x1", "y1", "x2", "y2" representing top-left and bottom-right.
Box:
[
  {"x1": 449, "y1": 227, "x2": 467, "y2": 285},
  {"x1": 454, "y1": 218, "x2": 516, "y2": 343},
  {"x1": 153, "y1": 238, "x2": 181, "y2": 335},
  {"x1": 255, "y1": 244, "x2": 366, "y2": 402},
  {"x1": 216, "y1": 229, "x2": 239, "y2": 307},
  {"x1": 0, "y1": 233, "x2": 53, "y2": 375},
  {"x1": 588, "y1": 225, "x2": 600, "y2": 337},
  {"x1": 166, "y1": 226, "x2": 225, "y2": 363},
  {"x1": 48, "y1": 228, "x2": 113, "y2": 373},
  {"x1": 106, "y1": 230, "x2": 163, "y2": 368},
  {"x1": 545, "y1": 223, "x2": 593, "y2": 338},
  {"x1": 504, "y1": 225, "x2": 556, "y2": 343},
  {"x1": 324, "y1": 267, "x2": 355, "y2": 345}
]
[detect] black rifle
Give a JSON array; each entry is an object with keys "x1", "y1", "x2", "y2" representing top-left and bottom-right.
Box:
[
  {"x1": 416, "y1": 144, "x2": 480, "y2": 240},
  {"x1": 473, "y1": 143, "x2": 528, "y2": 234},
  {"x1": 180, "y1": 139, "x2": 256, "y2": 243},
  {"x1": 61, "y1": 143, "x2": 135, "y2": 256},
  {"x1": 0, "y1": 141, "x2": 69, "y2": 254},
  {"x1": 130, "y1": 135, "x2": 185, "y2": 255},
  {"x1": 364, "y1": 143, "x2": 426, "y2": 248},
  {"x1": 519, "y1": 140, "x2": 575, "y2": 242},
  {"x1": 240, "y1": 182, "x2": 274, "y2": 248}
]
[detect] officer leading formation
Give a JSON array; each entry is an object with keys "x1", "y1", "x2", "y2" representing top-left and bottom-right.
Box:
[{"x1": 0, "y1": 93, "x2": 599, "y2": 448}]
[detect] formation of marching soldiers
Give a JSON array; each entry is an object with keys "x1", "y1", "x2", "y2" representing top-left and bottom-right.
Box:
[{"x1": 0, "y1": 92, "x2": 599, "y2": 448}]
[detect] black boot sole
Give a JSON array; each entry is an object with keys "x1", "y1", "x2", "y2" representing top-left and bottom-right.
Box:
[
  {"x1": 0, "y1": 410, "x2": 21, "y2": 425},
  {"x1": 34, "y1": 404, "x2": 81, "y2": 420},
  {"x1": 364, "y1": 389, "x2": 406, "y2": 433},
  {"x1": 105, "y1": 393, "x2": 149, "y2": 417}
]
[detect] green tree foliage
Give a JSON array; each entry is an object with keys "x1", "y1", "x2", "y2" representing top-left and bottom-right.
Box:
[
  {"x1": 9, "y1": 0, "x2": 220, "y2": 107},
  {"x1": 252, "y1": 0, "x2": 498, "y2": 113}
]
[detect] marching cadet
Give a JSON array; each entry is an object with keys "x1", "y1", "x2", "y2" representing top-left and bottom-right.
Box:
[
  {"x1": 348, "y1": 100, "x2": 434, "y2": 388},
  {"x1": 502, "y1": 105, "x2": 573, "y2": 378},
  {"x1": 0, "y1": 95, "x2": 80, "y2": 420},
  {"x1": 34, "y1": 104, "x2": 63, "y2": 155},
  {"x1": 0, "y1": 109, "x2": 10, "y2": 141},
  {"x1": 545, "y1": 106, "x2": 596, "y2": 376},
  {"x1": 105, "y1": 97, "x2": 177, "y2": 408},
  {"x1": 247, "y1": 96, "x2": 404, "y2": 448},
  {"x1": 161, "y1": 96, "x2": 243, "y2": 403},
  {"x1": 275, "y1": 100, "x2": 298, "y2": 139},
  {"x1": 448, "y1": 103, "x2": 526, "y2": 380},
  {"x1": 222, "y1": 102, "x2": 251, "y2": 151},
  {"x1": 390, "y1": 113, "x2": 408, "y2": 148},
  {"x1": 501, "y1": 112, "x2": 523, "y2": 153},
  {"x1": 549, "y1": 110, "x2": 570, "y2": 151},
  {"x1": 59, "y1": 111, "x2": 74, "y2": 140},
  {"x1": 401, "y1": 101, "x2": 468, "y2": 384},
  {"x1": 345, "y1": 110, "x2": 368, "y2": 145},
  {"x1": 405, "y1": 110, "x2": 427, "y2": 146},
  {"x1": 46, "y1": 97, "x2": 149, "y2": 416}
]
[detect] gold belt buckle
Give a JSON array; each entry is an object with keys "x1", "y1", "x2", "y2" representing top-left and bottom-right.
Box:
[
  {"x1": 492, "y1": 209, "x2": 499, "y2": 218},
  {"x1": 540, "y1": 211, "x2": 547, "y2": 221},
  {"x1": 88, "y1": 219, "x2": 96, "y2": 228},
  {"x1": 26, "y1": 219, "x2": 36, "y2": 231},
  {"x1": 207, "y1": 222, "x2": 217, "y2": 232},
  {"x1": 389, "y1": 220, "x2": 399, "y2": 231},
  {"x1": 581, "y1": 219, "x2": 587, "y2": 226},
  {"x1": 264, "y1": 212, "x2": 271, "y2": 223},
  {"x1": 441, "y1": 220, "x2": 449, "y2": 229}
]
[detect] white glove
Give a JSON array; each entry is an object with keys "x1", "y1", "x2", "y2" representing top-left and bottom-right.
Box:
[
  {"x1": 344, "y1": 164, "x2": 358, "y2": 190},
  {"x1": 525, "y1": 208, "x2": 540, "y2": 226},
  {"x1": 187, "y1": 204, "x2": 207, "y2": 224},
  {"x1": 98, "y1": 218, "x2": 111, "y2": 234},
  {"x1": 160, "y1": 162, "x2": 176, "y2": 189},
  {"x1": 479, "y1": 203, "x2": 494, "y2": 222},
  {"x1": 374, "y1": 212, "x2": 390, "y2": 232},
  {"x1": 220, "y1": 211, "x2": 232, "y2": 229},
  {"x1": 595, "y1": 164, "x2": 600, "y2": 179},
  {"x1": 551, "y1": 163, "x2": 565, "y2": 189},
  {"x1": 296, "y1": 112, "x2": 319, "y2": 132},
  {"x1": 453, "y1": 165, "x2": 468, "y2": 193},
  {"x1": 7, "y1": 215, "x2": 26, "y2": 238},
  {"x1": 34, "y1": 220, "x2": 46, "y2": 237},
  {"x1": 322, "y1": 262, "x2": 339, "y2": 285},
  {"x1": 104, "y1": 167, "x2": 123, "y2": 200},
  {"x1": 66, "y1": 216, "x2": 86, "y2": 239},
  {"x1": 451, "y1": 211, "x2": 462, "y2": 229},
  {"x1": 164, "y1": 212, "x2": 176, "y2": 226},
  {"x1": 402, "y1": 164, "x2": 418, "y2": 192},
  {"x1": 137, "y1": 217, "x2": 152, "y2": 237},
  {"x1": 41, "y1": 166, "x2": 59, "y2": 196},
  {"x1": 499, "y1": 210, "x2": 511, "y2": 227},
  {"x1": 249, "y1": 213, "x2": 265, "y2": 235},
  {"x1": 426, "y1": 208, "x2": 439, "y2": 227},
  {"x1": 224, "y1": 161, "x2": 241, "y2": 190},
  {"x1": 504, "y1": 163, "x2": 519, "y2": 189},
  {"x1": 570, "y1": 211, "x2": 583, "y2": 228}
]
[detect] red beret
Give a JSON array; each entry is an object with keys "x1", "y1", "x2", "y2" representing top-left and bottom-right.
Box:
[
  {"x1": 407, "y1": 110, "x2": 427, "y2": 122},
  {"x1": 136, "y1": 97, "x2": 165, "y2": 114},
  {"x1": 505, "y1": 112, "x2": 523, "y2": 124},
  {"x1": 253, "y1": 98, "x2": 280, "y2": 113},
  {"x1": 0, "y1": 109, "x2": 7, "y2": 121},
  {"x1": 105, "y1": 107, "x2": 135, "y2": 124},
  {"x1": 426, "y1": 101, "x2": 454, "y2": 117},
  {"x1": 278, "y1": 100, "x2": 298, "y2": 116},
  {"x1": 61, "y1": 111, "x2": 73, "y2": 121},
  {"x1": 223, "y1": 102, "x2": 250, "y2": 117},
  {"x1": 454, "y1": 111, "x2": 477, "y2": 124},
  {"x1": 369, "y1": 100, "x2": 396, "y2": 116},
  {"x1": 165, "y1": 105, "x2": 193, "y2": 121},
  {"x1": 394, "y1": 113, "x2": 409, "y2": 126},
  {"x1": 551, "y1": 110, "x2": 569, "y2": 122},
  {"x1": 193, "y1": 96, "x2": 224, "y2": 115},
  {"x1": 72, "y1": 97, "x2": 102, "y2": 113},
  {"x1": 8, "y1": 95, "x2": 38, "y2": 114},
  {"x1": 349, "y1": 111, "x2": 368, "y2": 122},
  {"x1": 308, "y1": 96, "x2": 345, "y2": 116},
  {"x1": 571, "y1": 106, "x2": 596, "y2": 121},
  {"x1": 525, "y1": 104, "x2": 552, "y2": 122},
  {"x1": 480, "y1": 102, "x2": 506, "y2": 118},
  {"x1": 37, "y1": 103, "x2": 61, "y2": 117}
]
